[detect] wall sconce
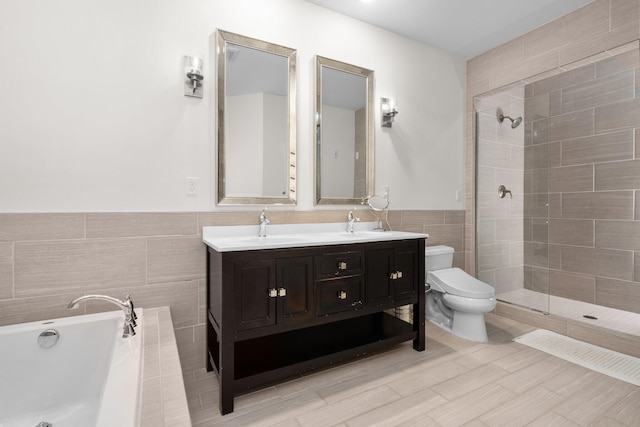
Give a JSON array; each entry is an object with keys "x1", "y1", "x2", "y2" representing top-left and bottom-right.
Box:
[
  {"x1": 184, "y1": 55, "x2": 203, "y2": 98},
  {"x1": 381, "y1": 97, "x2": 398, "y2": 127}
]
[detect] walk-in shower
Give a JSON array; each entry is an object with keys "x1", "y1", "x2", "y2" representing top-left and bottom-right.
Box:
[{"x1": 475, "y1": 46, "x2": 640, "y2": 337}]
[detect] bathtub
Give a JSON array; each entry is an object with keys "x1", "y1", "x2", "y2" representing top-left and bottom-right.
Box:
[{"x1": 0, "y1": 309, "x2": 144, "y2": 427}]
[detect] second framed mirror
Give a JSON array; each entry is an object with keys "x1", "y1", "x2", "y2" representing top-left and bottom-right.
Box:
[{"x1": 315, "y1": 56, "x2": 374, "y2": 205}]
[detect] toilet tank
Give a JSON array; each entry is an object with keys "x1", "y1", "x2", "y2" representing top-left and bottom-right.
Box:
[{"x1": 425, "y1": 245, "x2": 454, "y2": 272}]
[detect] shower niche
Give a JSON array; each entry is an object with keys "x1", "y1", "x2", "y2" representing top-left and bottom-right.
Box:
[{"x1": 475, "y1": 45, "x2": 640, "y2": 319}]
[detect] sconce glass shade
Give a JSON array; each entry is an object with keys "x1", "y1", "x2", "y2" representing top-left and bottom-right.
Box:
[
  {"x1": 184, "y1": 55, "x2": 204, "y2": 98},
  {"x1": 381, "y1": 97, "x2": 398, "y2": 127}
]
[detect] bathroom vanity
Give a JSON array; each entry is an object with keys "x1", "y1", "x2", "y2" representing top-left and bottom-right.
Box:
[{"x1": 203, "y1": 223, "x2": 426, "y2": 415}]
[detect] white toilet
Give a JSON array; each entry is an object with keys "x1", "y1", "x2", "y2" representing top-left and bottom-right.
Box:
[{"x1": 425, "y1": 245, "x2": 496, "y2": 342}]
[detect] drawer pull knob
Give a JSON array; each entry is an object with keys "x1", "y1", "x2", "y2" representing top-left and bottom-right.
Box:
[
  {"x1": 268, "y1": 289, "x2": 278, "y2": 298},
  {"x1": 278, "y1": 288, "x2": 287, "y2": 297},
  {"x1": 397, "y1": 271, "x2": 403, "y2": 279},
  {"x1": 338, "y1": 261, "x2": 347, "y2": 270},
  {"x1": 337, "y1": 291, "x2": 347, "y2": 300}
]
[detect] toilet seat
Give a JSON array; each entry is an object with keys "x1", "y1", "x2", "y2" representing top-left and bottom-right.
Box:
[{"x1": 427, "y1": 268, "x2": 494, "y2": 299}]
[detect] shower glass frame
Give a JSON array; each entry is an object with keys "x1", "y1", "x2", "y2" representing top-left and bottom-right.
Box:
[{"x1": 475, "y1": 88, "x2": 551, "y2": 315}]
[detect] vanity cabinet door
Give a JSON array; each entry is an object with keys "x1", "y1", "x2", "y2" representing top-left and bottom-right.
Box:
[
  {"x1": 276, "y1": 257, "x2": 314, "y2": 325},
  {"x1": 234, "y1": 259, "x2": 277, "y2": 331},
  {"x1": 392, "y1": 245, "x2": 418, "y2": 301},
  {"x1": 365, "y1": 243, "x2": 419, "y2": 305},
  {"x1": 365, "y1": 248, "x2": 394, "y2": 304}
]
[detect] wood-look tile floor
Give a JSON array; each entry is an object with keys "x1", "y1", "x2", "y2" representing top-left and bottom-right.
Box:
[{"x1": 185, "y1": 314, "x2": 640, "y2": 426}]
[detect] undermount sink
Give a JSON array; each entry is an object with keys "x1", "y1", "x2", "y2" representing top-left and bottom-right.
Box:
[{"x1": 203, "y1": 222, "x2": 428, "y2": 252}]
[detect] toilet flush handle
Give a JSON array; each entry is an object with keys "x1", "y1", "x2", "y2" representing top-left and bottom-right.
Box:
[{"x1": 498, "y1": 185, "x2": 512, "y2": 199}]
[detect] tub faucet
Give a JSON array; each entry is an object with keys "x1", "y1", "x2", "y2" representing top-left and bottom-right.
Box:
[
  {"x1": 347, "y1": 210, "x2": 360, "y2": 233},
  {"x1": 67, "y1": 294, "x2": 137, "y2": 338},
  {"x1": 259, "y1": 206, "x2": 270, "y2": 237}
]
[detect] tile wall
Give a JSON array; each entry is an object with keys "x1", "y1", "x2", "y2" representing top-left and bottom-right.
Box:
[
  {"x1": 0, "y1": 209, "x2": 464, "y2": 378},
  {"x1": 523, "y1": 49, "x2": 640, "y2": 313},
  {"x1": 465, "y1": 0, "x2": 640, "y2": 290}
]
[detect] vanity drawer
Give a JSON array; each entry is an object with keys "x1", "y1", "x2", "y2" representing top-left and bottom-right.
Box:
[
  {"x1": 315, "y1": 250, "x2": 364, "y2": 279},
  {"x1": 316, "y1": 276, "x2": 364, "y2": 316}
]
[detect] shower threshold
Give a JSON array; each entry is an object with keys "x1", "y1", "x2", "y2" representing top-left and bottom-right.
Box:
[{"x1": 497, "y1": 289, "x2": 640, "y2": 338}]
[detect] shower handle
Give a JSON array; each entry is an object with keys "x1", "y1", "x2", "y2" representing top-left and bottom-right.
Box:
[{"x1": 498, "y1": 185, "x2": 512, "y2": 199}]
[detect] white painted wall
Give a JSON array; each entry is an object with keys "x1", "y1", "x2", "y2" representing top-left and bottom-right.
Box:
[{"x1": 0, "y1": 0, "x2": 466, "y2": 212}]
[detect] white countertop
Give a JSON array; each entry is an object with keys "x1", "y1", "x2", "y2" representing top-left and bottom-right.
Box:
[{"x1": 202, "y1": 222, "x2": 428, "y2": 252}]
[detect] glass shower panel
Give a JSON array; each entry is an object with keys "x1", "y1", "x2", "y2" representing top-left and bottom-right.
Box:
[{"x1": 475, "y1": 85, "x2": 550, "y2": 314}]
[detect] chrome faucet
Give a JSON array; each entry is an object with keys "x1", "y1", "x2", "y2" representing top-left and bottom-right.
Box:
[
  {"x1": 67, "y1": 294, "x2": 137, "y2": 338},
  {"x1": 259, "y1": 206, "x2": 271, "y2": 237},
  {"x1": 347, "y1": 210, "x2": 360, "y2": 233}
]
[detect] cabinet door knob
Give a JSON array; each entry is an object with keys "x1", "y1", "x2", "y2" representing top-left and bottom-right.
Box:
[
  {"x1": 390, "y1": 272, "x2": 398, "y2": 280},
  {"x1": 268, "y1": 288, "x2": 278, "y2": 298},
  {"x1": 278, "y1": 288, "x2": 287, "y2": 297},
  {"x1": 337, "y1": 291, "x2": 347, "y2": 300},
  {"x1": 397, "y1": 271, "x2": 403, "y2": 279},
  {"x1": 337, "y1": 261, "x2": 347, "y2": 270}
]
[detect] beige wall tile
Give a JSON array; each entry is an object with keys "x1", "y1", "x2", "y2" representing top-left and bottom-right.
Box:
[
  {"x1": 548, "y1": 109, "x2": 595, "y2": 143},
  {"x1": 147, "y1": 236, "x2": 206, "y2": 284},
  {"x1": 596, "y1": 277, "x2": 640, "y2": 313},
  {"x1": 596, "y1": 219, "x2": 640, "y2": 250},
  {"x1": 561, "y1": 246, "x2": 634, "y2": 281},
  {"x1": 401, "y1": 210, "x2": 444, "y2": 226},
  {"x1": 532, "y1": 64, "x2": 595, "y2": 95},
  {"x1": 0, "y1": 291, "x2": 83, "y2": 326},
  {"x1": 0, "y1": 213, "x2": 84, "y2": 242},
  {"x1": 524, "y1": 93, "x2": 550, "y2": 122},
  {"x1": 495, "y1": 266, "x2": 524, "y2": 293},
  {"x1": 595, "y1": 97, "x2": 640, "y2": 134},
  {"x1": 444, "y1": 210, "x2": 465, "y2": 224},
  {"x1": 549, "y1": 165, "x2": 594, "y2": 193},
  {"x1": 561, "y1": 70, "x2": 634, "y2": 114},
  {"x1": 478, "y1": 242, "x2": 512, "y2": 272},
  {"x1": 595, "y1": 158, "x2": 640, "y2": 190},
  {"x1": 559, "y1": 21, "x2": 640, "y2": 66},
  {"x1": 596, "y1": 48, "x2": 640, "y2": 77},
  {"x1": 549, "y1": 219, "x2": 594, "y2": 247},
  {"x1": 423, "y1": 224, "x2": 464, "y2": 252},
  {"x1": 549, "y1": 270, "x2": 595, "y2": 302},
  {"x1": 0, "y1": 243, "x2": 12, "y2": 300},
  {"x1": 562, "y1": 191, "x2": 634, "y2": 219},
  {"x1": 561, "y1": 130, "x2": 634, "y2": 166},
  {"x1": 610, "y1": 0, "x2": 640, "y2": 30},
  {"x1": 83, "y1": 280, "x2": 199, "y2": 329},
  {"x1": 86, "y1": 213, "x2": 197, "y2": 238},
  {"x1": 523, "y1": 0, "x2": 609, "y2": 59},
  {"x1": 14, "y1": 238, "x2": 146, "y2": 297}
]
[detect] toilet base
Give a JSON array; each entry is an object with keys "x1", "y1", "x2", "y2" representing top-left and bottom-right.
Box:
[{"x1": 426, "y1": 292, "x2": 490, "y2": 342}]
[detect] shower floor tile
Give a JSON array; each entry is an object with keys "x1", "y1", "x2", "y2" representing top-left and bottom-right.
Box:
[{"x1": 497, "y1": 288, "x2": 640, "y2": 337}]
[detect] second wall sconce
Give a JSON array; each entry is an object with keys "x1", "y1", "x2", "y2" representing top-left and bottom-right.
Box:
[
  {"x1": 381, "y1": 97, "x2": 398, "y2": 127},
  {"x1": 184, "y1": 55, "x2": 204, "y2": 98}
]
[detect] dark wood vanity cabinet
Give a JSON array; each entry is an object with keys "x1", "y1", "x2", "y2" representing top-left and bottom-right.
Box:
[{"x1": 206, "y1": 238, "x2": 425, "y2": 415}]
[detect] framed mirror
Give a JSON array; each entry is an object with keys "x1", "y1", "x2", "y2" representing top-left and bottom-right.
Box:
[
  {"x1": 314, "y1": 56, "x2": 374, "y2": 205},
  {"x1": 216, "y1": 30, "x2": 297, "y2": 205}
]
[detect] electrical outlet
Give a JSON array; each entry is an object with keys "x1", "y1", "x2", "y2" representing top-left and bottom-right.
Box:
[
  {"x1": 186, "y1": 177, "x2": 199, "y2": 195},
  {"x1": 456, "y1": 189, "x2": 462, "y2": 201},
  {"x1": 382, "y1": 186, "x2": 389, "y2": 201}
]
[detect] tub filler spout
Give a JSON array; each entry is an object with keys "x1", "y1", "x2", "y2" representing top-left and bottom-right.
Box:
[{"x1": 68, "y1": 294, "x2": 138, "y2": 338}]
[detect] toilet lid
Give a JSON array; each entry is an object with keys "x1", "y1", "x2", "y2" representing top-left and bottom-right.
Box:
[{"x1": 427, "y1": 268, "x2": 495, "y2": 299}]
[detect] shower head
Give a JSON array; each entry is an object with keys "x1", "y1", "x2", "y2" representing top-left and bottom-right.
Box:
[{"x1": 498, "y1": 113, "x2": 522, "y2": 129}]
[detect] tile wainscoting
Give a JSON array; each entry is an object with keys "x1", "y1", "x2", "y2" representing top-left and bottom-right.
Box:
[{"x1": 0, "y1": 209, "x2": 464, "y2": 379}]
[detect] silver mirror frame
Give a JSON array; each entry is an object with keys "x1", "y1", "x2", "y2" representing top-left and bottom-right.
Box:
[
  {"x1": 216, "y1": 29, "x2": 297, "y2": 205},
  {"x1": 314, "y1": 56, "x2": 374, "y2": 205}
]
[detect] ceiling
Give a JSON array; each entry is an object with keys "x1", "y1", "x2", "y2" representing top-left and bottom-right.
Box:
[{"x1": 304, "y1": 0, "x2": 595, "y2": 59}]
